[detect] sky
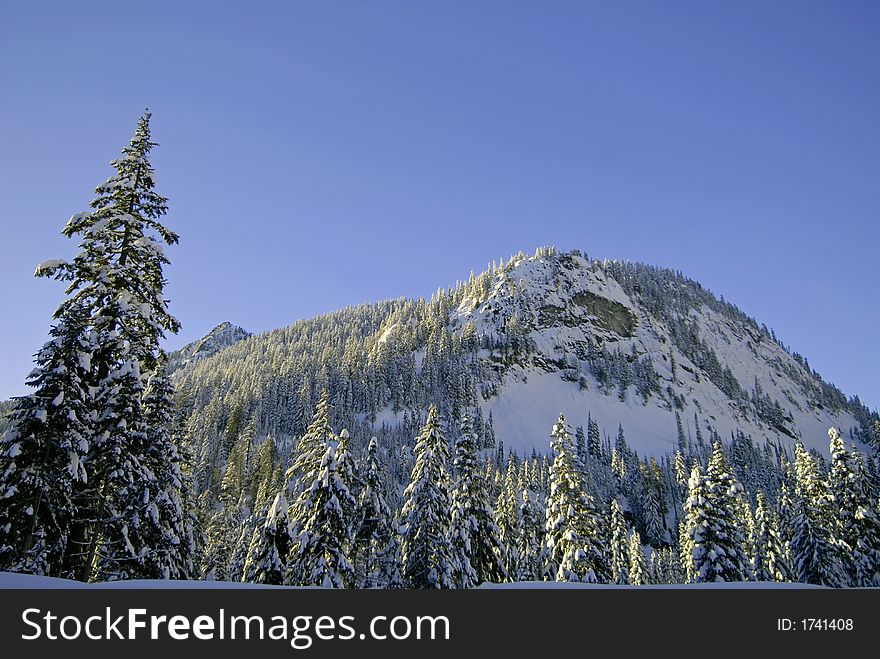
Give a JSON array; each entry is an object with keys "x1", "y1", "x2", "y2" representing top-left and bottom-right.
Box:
[{"x1": 1, "y1": 1, "x2": 878, "y2": 410}]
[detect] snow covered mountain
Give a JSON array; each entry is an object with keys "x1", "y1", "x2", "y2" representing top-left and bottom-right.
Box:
[
  {"x1": 173, "y1": 248, "x2": 877, "y2": 464},
  {"x1": 167, "y1": 322, "x2": 251, "y2": 372},
  {"x1": 448, "y1": 251, "x2": 865, "y2": 457}
]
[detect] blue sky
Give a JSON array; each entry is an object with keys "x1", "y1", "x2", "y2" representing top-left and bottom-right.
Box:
[{"x1": 1, "y1": 1, "x2": 878, "y2": 410}]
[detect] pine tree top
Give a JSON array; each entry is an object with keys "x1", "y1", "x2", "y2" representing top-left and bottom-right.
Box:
[{"x1": 34, "y1": 111, "x2": 180, "y2": 370}]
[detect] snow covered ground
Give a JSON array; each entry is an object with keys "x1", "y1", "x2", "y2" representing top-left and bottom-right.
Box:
[
  {"x1": 0, "y1": 572, "x2": 824, "y2": 589},
  {"x1": 482, "y1": 369, "x2": 679, "y2": 456},
  {"x1": 0, "y1": 572, "x2": 282, "y2": 589}
]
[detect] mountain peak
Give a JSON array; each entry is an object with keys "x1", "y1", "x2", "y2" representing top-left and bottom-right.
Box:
[
  {"x1": 441, "y1": 248, "x2": 871, "y2": 456},
  {"x1": 452, "y1": 249, "x2": 638, "y2": 341},
  {"x1": 168, "y1": 322, "x2": 250, "y2": 372},
  {"x1": 206, "y1": 321, "x2": 249, "y2": 338}
]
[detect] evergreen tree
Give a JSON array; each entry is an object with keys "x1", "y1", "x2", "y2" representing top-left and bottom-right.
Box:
[
  {"x1": 672, "y1": 449, "x2": 688, "y2": 516},
  {"x1": 383, "y1": 517, "x2": 405, "y2": 589},
  {"x1": 694, "y1": 414, "x2": 705, "y2": 452},
  {"x1": 90, "y1": 360, "x2": 155, "y2": 581},
  {"x1": 628, "y1": 530, "x2": 648, "y2": 585},
  {"x1": 611, "y1": 448, "x2": 625, "y2": 484},
  {"x1": 683, "y1": 444, "x2": 751, "y2": 582},
  {"x1": 334, "y1": 429, "x2": 359, "y2": 541},
  {"x1": 752, "y1": 491, "x2": 791, "y2": 582},
  {"x1": 575, "y1": 426, "x2": 588, "y2": 471},
  {"x1": 544, "y1": 414, "x2": 607, "y2": 583},
  {"x1": 615, "y1": 424, "x2": 629, "y2": 464},
  {"x1": 290, "y1": 441, "x2": 356, "y2": 588},
  {"x1": 678, "y1": 514, "x2": 695, "y2": 583},
  {"x1": 227, "y1": 513, "x2": 257, "y2": 582},
  {"x1": 737, "y1": 494, "x2": 757, "y2": 571},
  {"x1": 250, "y1": 437, "x2": 280, "y2": 509},
  {"x1": 28, "y1": 112, "x2": 182, "y2": 581},
  {"x1": 517, "y1": 486, "x2": 543, "y2": 581},
  {"x1": 674, "y1": 450, "x2": 688, "y2": 491},
  {"x1": 775, "y1": 481, "x2": 797, "y2": 573},
  {"x1": 495, "y1": 455, "x2": 522, "y2": 580},
  {"x1": 587, "y1": 414, "x2": 602, "y2": 459},
  {"x1": 354, "y1": 437, "x2": 400, "y2": 588},
  {"x1": 287, "y1": 392, "x2": 333, "y2": 498},
  {"x1": 675, "y1": 412, "x2": 687, "y2": 455},
  {"x1": 0, "y1": 310, "x2": 91, "y2": 576},
  {"x1": 448, "y1": 416, "x2": 506, "y2": 587},
  {"x1": 827, "y1": 427, "x2": 880, "y2": 586},
  {"x1": 610, "y1": 498, "x2": 630, "y2": 585},
  {"x1": 243, "y1": 492, "x2": 292, "y2": 585},
  {"x1": 656, "y1": 545, "x2": 684, "y2": 585},
  {"x1": 201, "y1": 500, "x2": 240, "y2": 582},
  {"x1": 400, "y1": 406, "x2": 455, "y2": 588},
  {"x1": 139, "y1": 360, "x2": 196, "y2": 579},
  {"x1": 790, "y1": 441, "x2": 845, "y2": 587},
  {"x1": 643, "y1": 481, "x2": 665, "y2": 546},
  {"x1": 201, "y1": 440, "x2": 250, "y2": 581}
]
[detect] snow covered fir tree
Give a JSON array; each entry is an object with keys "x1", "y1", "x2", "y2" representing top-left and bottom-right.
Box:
[
  {"x1": 0, "y1": 117, "x2": 878, "y2": 587},
  {"x1": 0, "y1": 112, "x2": 194, "y2": 581}
]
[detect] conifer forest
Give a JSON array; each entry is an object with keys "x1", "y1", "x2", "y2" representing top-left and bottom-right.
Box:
[{"x1": 1, "y1": 115, "x2": 879, "y2": 589}]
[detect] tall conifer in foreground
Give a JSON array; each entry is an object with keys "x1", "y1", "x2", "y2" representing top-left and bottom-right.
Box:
[{"x1": 0, "y1": 112, "x2": 187, "y2": 581}]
